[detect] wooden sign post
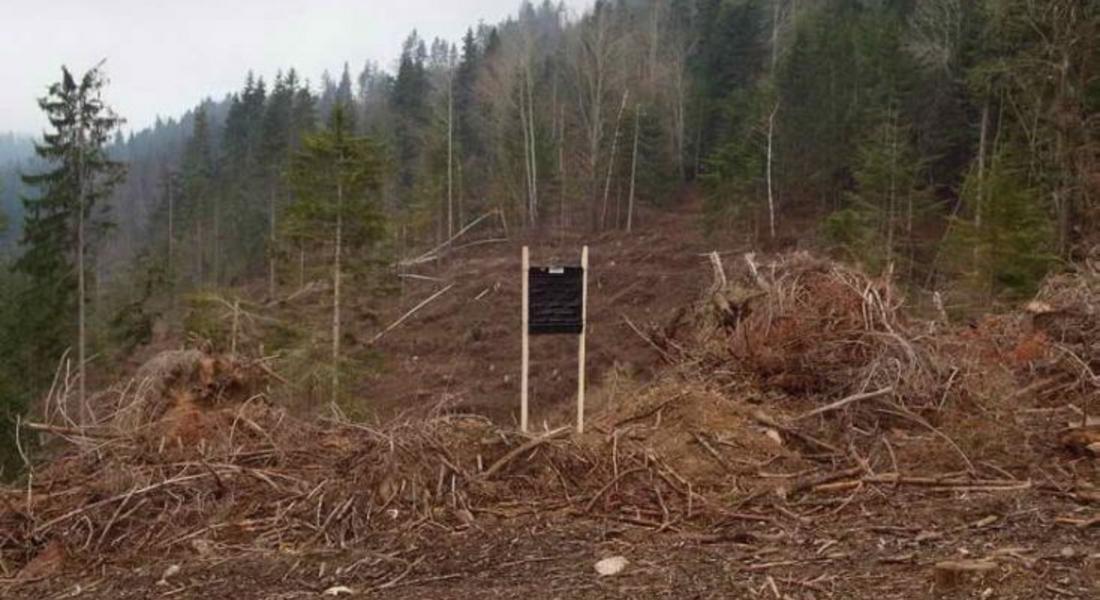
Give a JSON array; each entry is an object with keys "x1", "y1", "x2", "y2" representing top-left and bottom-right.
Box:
[
  {"x1": 577, "y1": 246, "x2": 588, "y2": 433},
  {"x1": 520, "y1": 246, "x2": 589, "y2": 433},
  {"x1": 521, "y1": 246, "x2": 530, "y2": 432}
]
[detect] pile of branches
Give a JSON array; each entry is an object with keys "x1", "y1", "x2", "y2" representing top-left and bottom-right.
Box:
[
  {"x1": 1029, "y1": 270, "x2": 1100, "y2": 378},
  {"x1": 0, "y1": 352, "x2": 767, "y2": 580},
  {"x1": 695, "y1": 252, "x2": 942, "y2": 405}
]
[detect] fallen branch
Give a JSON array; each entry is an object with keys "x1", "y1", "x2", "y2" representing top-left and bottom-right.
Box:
[
  {"x1": 751, "y1": 410, "x2": 841, "y2": 455},
  {"x1": 20, "y1": 422, "x2": 116, "y2": 439},
  {"x1": 585, "y1": 468, "x2": 646, "y2": 513},
  {"x1": 1056, "y1": 514, "x2": 1100, "y2": 529},
  {"x1": 369, "y1": 284, "x2": 455, "y2": 345},
  {"x1": 481, "y1": 427, "x2": 569, "y2": 479},
  {"x1": 622, "y1": 314, "x2": 675, "y2": 364},
  {"x1": 777, "y1": 467, "x2": 863, "y2": 499},
  {"x1": 795, "y1": 387, "x2": 893, "y2": 421},
  {"x1": 34, "y1": 473, "x2": 212, "y2": 534},
  {"x1": 397, "y1": 211, "x2": 499, "y2": 267},
  {"x1": 875, "y1": 407, "x2": 976, "y2": 474}
]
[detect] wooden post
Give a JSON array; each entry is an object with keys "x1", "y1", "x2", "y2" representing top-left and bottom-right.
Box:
[
  {"x1": 521, "y1": 246, "x2": 530, "y2": 433},
  {"x1": 577, "y1": 246, "x2": 589, "y2": 433}
]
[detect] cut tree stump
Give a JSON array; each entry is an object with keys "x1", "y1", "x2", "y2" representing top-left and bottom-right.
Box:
[{"x1": 932, "y1": 560, "x2": 997, "y2": 592}]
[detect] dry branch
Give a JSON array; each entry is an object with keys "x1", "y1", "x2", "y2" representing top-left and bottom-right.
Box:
[
  {"x1": 795, "y1": 387, "x2": 894, "y2": 421},
  {"x1": 398, "y1": 210, "x2": 500, "y2": 267},
  {"x1": 369, "y1": 284, "x2": 455, "y2": 345},
  {"x1": 481, "y1": 427, "x2": 569, "y2": 479}
]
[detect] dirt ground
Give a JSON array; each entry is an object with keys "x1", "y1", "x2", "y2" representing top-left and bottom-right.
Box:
[
  {"x1": 7, "y1": 488, "x2": 1096, "y2": 599},
  {"x1": 357, "y1": 199, "x2": 716, "y2": 425}
]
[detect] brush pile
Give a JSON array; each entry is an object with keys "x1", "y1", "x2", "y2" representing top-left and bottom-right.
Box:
[
  {"x1": 0, "y1": 351, "x2": 792, "y2": 580},
  {"x1": 1020, "y1": 271, "x2": 1100, "y2": 401},
  {"x1": 670, "y1": 252, "x2": 943, "y2": 407}
]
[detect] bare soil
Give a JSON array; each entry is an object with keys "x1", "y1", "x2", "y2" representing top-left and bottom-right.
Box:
[{"x1": 357, "y1": 199, "x2": 715, "y2": 425}]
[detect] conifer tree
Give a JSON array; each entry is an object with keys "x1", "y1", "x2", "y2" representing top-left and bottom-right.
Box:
[
  {"x1": 180, "y1": 106, "x2": 214, "y2": 285},
  {"x1": 392, "y1": 31, "x2": 431, "y2": 193},
  {"x1": 16, "y1": 64, "x2": 125, "y2": 420},
  {"x1": 944, "y1": 153, "x2": 1056, "y2": 303},
  {"x1": 826, "y1": 107, "x2": 930, "y2": 275},
  {"x1": 261, "y1": 72, "x2": 295, "y2": 297},
  {"x1": 285, "y1": 105, "x2": 385, "y2": 407}
]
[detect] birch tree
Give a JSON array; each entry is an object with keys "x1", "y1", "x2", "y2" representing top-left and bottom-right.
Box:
[{"x1": 570, "y1": 3, "x2": 623, "y2": 230}]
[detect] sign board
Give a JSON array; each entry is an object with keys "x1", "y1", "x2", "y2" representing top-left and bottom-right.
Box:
[
  {"x1": 521, "y1": 246, "x2": 589, "y2": 434},
  {"x1": 528, "y1": 266, "x2": 585, "y2": 335}
]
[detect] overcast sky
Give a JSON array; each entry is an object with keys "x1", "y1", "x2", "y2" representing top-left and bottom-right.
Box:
[{"x1": 1, "y1": 0, "x2": 587, "y2": 135}]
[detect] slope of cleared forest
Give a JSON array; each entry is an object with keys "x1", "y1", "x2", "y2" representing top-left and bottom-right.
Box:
[
  {"x1": 2, "y1": 193, "x2": 1099, "y2": 599},
  {"x1": 358, "y1": 200, "x2": 713, "y2": 425}
]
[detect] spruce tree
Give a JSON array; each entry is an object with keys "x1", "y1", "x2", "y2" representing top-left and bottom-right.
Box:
[
  {"x1": 392, "y1": 31, "x2": 431, "y2": 192},
  {"x1": 180, "y1": 106, "x2": 214, "y2": 285},
  {"x1": 826, "y1": 107, "x2": 930, "y2": 274},
  {"x1": 16, "y1": 65, "x2": 125, "y2": 420},
  {"x1": 261, "y1": 73, "x2": 295, "y2": 297},
  {"x1": 285, "y1": 105, "x2": 385, "y2": 408}
]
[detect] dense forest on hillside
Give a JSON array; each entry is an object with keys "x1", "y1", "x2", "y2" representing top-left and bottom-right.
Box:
[{"x1": 0, "y1": 0, "x2": 1098, "y2": 473}]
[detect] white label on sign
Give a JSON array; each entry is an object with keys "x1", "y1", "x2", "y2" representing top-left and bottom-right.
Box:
[{"x1": 549, "y1": 267, "x2": 565, "y2": 274}]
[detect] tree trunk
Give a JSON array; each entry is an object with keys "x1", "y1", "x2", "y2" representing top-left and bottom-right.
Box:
[
  {"x1": 649, "y1": 0, "x2": 661, "y2": 84},
  {"x1": 559, "y1": 104, "x2": 567, "y2": 238},
  {"x1": 519, "y1": 75, "x2": 534, "y2": 227},
  {"x1": 332, "y1": 180, "x2": 344, "y2": 408},
  {"x1": 212, "y1": 195, "x2": 221, "y2": 286},
  {"x1": 627, "y1": 104, "x2": 641, "y2": 233},
  {"x1": 526, "y1": 69, "x2": 538, "y2": 226},
  {"x1": 771, "y1": 0, "x2": 782, "y2": 72},
  {"x1": 299, "y1": 243, "x2": 305, "y2": 290},
  {"x1": 886, "y1": 109, "x2": 898, "y2": 260},
  {"x1": 669, "y1": 44, "x2": 688, "y2": 182},
  {"x1": 976, "y1": 98, "x2": 989, "y2": 230},
  {"x1": 268, "y1": 184, "x2": 277, "y2": 299},
  {"x1": 766, "y1": 102, "x2": 779, "y2": 239},
  {"x1": 76, "y1": 137, "x2": 88, "y2": 424},
  {"x1": 196, "y1": 219, "x2": 204, "y2": 285},
  {"x1": 602, "y1": 90, "x2": 629, "y2": 230},
  {"x1": 447, "y1": 75, "x2": 454, "y2": 238},
  {"x1": 167, "y1": 179, "x2": 174, "y2": 280}
]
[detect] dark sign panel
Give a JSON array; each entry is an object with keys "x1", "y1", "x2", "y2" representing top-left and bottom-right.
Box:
[{"x1": 528, "y1": 266, "x2": 584, "y2": 335}]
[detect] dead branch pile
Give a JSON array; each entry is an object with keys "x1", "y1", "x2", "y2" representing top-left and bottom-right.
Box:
[
  {"x1": 1, "y1": 352, "x2": 790, "y2": 579},
  {"x1": 1021, "y1": 272, "x2": 1100, "y2": 398},
  {"x1": 689, "y1": 252, "x2": 941, "y2": 404}
]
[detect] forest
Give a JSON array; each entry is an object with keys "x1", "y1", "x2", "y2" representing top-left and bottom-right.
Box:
[{"x1": 0, "y1": 0, "x2": 1098, "y2": 472}]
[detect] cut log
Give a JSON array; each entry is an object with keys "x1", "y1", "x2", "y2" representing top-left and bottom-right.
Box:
[{"x1": 933, "y1": 560, "x2": 997, "y2": 591}]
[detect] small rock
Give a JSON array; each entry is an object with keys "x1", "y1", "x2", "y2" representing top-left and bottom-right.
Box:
[
  {"x1": 323, "y1": 586, "x2": 355, "y2": 596},
  {"x1": 764, "y1": 429, "x2": 783, "y2": 445},
  {"x1": 190, "y1": 539, "x2": 213, "y2": 556},
  {"x1": 595, "y1": 556, "x2": 629, "y2": 576},
  {"x1": 156, "y1": 564, "x2": 181, "y2": 586}
]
